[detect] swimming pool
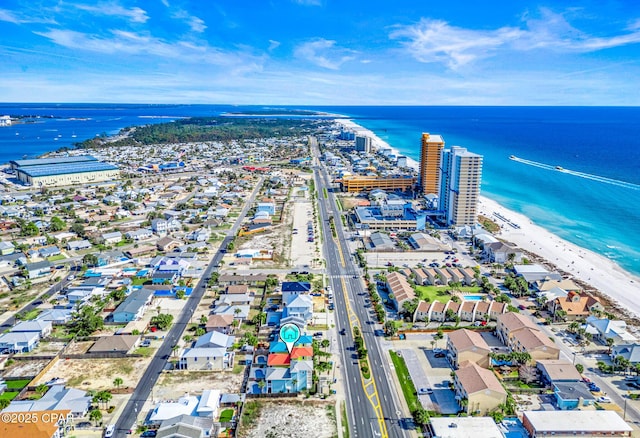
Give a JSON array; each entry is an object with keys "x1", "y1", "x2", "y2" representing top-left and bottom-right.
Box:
[{"x1": 462, "y1": 294, "x2": 485, "y2": 301}]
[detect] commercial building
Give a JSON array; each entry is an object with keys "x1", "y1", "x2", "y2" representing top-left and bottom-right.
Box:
[
  {"x1": 355, "y1": 135, "x2": 372, "y2": 153},
  {"x1": 419, "y1": 133, "x2": 444, "y2": 196},
  {"x1": 439, "y1": 146, "x2": 483, "y2": 227},
  {"x1": 522, "y1": 410, "x2": 632, "y2": 437},
  {"x1": 338, "y1": 175, "x2": 416, "y2": 193},
  {"x1": 10, "y1": 155, "x2": 119, "y2": 187},
  {"x1": 429, "y1": 417, "x2": 504, "y2": 438}
]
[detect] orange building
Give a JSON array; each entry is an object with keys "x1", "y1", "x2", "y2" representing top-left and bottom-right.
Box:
[
  {"x1": 338, "y1": 175, "x2": 416, "y2": 193},
  {"x1": 419, "y1": 133, "x2": 445, "y2": 195}
]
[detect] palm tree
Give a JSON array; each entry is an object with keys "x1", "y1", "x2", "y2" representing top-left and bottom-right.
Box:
[
  {"x1": 89, "y1": 408, "x2": 102, "y2": 426},
  {"x1": 35, "y1": 384, "x2": 48, "y2": 395},
  {"x1": 113, "y1": 377, "x2": 123, "y2": 389},
  {"x1": 199, "y1": 315, "x2": 208, "y2": 325},
  {"x1": 0, "y1": 398, "x2": 11, "y2": 411},
  {"x1": 257, "y1": 380, "x2": 266, "y2": 394},
  {"x1": 606, "y1": 337, "x2": 615, "y2": 353},
  {"x1": 171, "y1": 345, "x2": 179, "y2": 357}
]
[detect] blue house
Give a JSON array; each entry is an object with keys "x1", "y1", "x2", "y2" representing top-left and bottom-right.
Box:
[
  {"x1": 553, "y1": 382, "x2": 595, "y2": 410},
  {"x1": 112, "y1": 288, "x2": 154, "y2": 323}
]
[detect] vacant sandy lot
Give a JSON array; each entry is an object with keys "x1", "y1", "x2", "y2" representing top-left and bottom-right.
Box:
[
  {"x1": 155, "y1": 370, "x2": 244, "y2": 400},
  {"x1": 240, "y1": 401, "x2": 336, "y2": 438},
  {"x1": 36, "y1": 357, "x2": 150, "y2": 390},
  {"x1": 2, "y1": 359, "x2": 49, "y2": 378}
]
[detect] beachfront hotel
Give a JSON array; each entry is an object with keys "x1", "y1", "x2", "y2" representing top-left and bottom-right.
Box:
[
  {"x1": 439, "y1": 146, "x2": 483, "y2": 227},
  {"x1": 418, "y1": 133, "x2": 444, "y2": 196}
]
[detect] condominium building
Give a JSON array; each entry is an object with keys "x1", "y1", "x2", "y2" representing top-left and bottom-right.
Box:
[
  {"x1": 439, "y1": 146, "x2": 483, "y2": 227},
  {"x1": 355, "y1": 135, "x2": 372, "y2": 153},
  {"x1": 418, "y1": 133, "x2": 444, "y2": 196}
]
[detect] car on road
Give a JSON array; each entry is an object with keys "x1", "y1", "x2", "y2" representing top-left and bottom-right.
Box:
[
  {"x1": 140, "y1": 431, "x2": 157, "y2": 437},
  {"x1": 588, "y1": 383, "x2": 601, "y2": 392},
  {"x1": 418, "y1": 387, "x2": 433, "y2": 395},
  {"x1": 340, "y1": 328, "x2": 346, "y2": 335},
  {"x1": 518, "y1": 304, "x2": 526, "y2": 310},
  {"x1": 104, "y1": 425, "x2": 115, "y2": 437},
  {"x1": 67, "y1": 275, "x2": 75, "y2": 281}
]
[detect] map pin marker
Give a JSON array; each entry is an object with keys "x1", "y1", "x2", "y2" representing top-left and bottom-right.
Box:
[{"x1": 279, "y1": 322, "x2": 301, "y2": 354}]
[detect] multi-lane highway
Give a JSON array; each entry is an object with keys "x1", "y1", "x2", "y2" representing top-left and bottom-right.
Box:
[
  {"x1": 311, "y1": 137, "x2": 409, "y2": 438},
  {"x1": 115, "y1": 177, "x2": 263, "y2": 437}
]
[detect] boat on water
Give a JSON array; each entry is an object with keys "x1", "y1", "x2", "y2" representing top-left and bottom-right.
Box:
[
  {"x1": 509, "y1": 155, "x2": 516, "y2": 160},
  {"x1": 555, "y1": 166, "x2": 564, "y2": 171}
]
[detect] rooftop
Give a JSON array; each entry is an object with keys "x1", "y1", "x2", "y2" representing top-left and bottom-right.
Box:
[
  {"x1": 17, "y1": 161, "x2": 119, "y2": 178},
  {"x1": 430, "y1": 417, "x2": 503, "y2": 438},
  {"x1": 523, "y1": 410, "x2": 632, "y2": 433}
]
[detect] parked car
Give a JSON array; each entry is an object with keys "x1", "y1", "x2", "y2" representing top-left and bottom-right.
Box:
[
  {"x1": 418, "y1": 387, "x2": 433, "y2": 395},
  {"x1": 597, "y1": 396, "x2": 611, "y2": 403},
  {"x1": 434, "y1": 352, "x2": 445, "y2": 358}
]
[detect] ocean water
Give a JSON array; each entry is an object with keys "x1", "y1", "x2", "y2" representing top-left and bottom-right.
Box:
[
  {"x1": 314, "y1": 106, "x2": 640, "y2": 277},
  {"x1": 1, "y1": 104, "x2": 639, "y2": 277}
]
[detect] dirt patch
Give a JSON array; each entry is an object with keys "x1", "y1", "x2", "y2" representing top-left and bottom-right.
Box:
[
  {"x1": 1, "y1": 359, "x2": 50, "y2": 378},
  {"x1": 239, "y1": 401, "x2": 336, "y2": 438},
  {"x1": 63, "y1": 340, "x2": 94, "y2": 355},
  {"x1": 155, "y1": 370, "x2": 244, "y2": 399},
  {"x1": 36, "y1": 357, "x2": 150, "y2": 390}
]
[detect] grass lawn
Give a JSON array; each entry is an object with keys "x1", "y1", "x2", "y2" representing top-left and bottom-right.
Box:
[
  {"x1": 219, "y1": 408, "x2": 234, "y2": 422},
  {"x1": 131, "y1": 278, "x2": 150, "y2": 286},
  {"x1": 20, "y1": 308, "x2": 41, "y2": 320},
  {"x1": 47, "y1": 254, "x2": 66, "y2": 262},
  {"x1": 6, "y1": 379, "x2": 30, "y2": 390},
  {"x1": 415, "y1": 285, "x2": 483, "y2": 303},
  {"x1": 389, "y1": 351, "x2": 419, "y2": 413},
  {"x1": 0, "y1": 391, "x2": 19, "y2": 401}
]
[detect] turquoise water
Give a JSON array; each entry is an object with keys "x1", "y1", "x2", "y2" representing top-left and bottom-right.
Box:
[
  {"x1": 462, "y1": 295, "x2": 484, "y2": 301},
  {"x1": 313, "y1": 106, "x2": 640, "y2": 278}
]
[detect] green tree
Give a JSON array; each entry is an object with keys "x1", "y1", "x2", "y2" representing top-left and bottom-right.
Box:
[
  {"x1": 383, "y1": 320, "x2": 397, "y2": 336},
  {"x1": 0, "y1": 398, "x2": 10, "y2": 410},
  {"x1": 89, "y1": 408, "x2": 103, "y2": 426},
  {"x1": 49, "y1": 216, "x2": 66, "y2": 232},
  {"x1": 151, "y1": 314, "x2": 174, "y2": 330},
  {"x1": 175, "y1": 289, "x2": 186, "y2": 300},
  {"x1": 69, "y1": 305, "x2": 104, "y2": 337},
  {"x1": 412, "y1": 407, "x2": 430, "y2": 426},
  {"x1": 70, "y1": 222, "x2": 86, "y2": 237},
  {"x1": 83, "y1": 253, "x2": 99, "y2": 267},
  {"x1": 575, "y1": 363, "x2": 584, "y2": 374},
  {"x1": 113, "y1": 377, "x2": 123, "y2": 389}
]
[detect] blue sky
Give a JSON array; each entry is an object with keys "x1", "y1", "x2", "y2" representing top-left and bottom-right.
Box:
[{"x1": 1, "y1": 1, "x2": 640, "y2": 104}]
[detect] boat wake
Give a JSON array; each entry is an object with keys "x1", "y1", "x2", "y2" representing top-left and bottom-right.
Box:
[{"x1": 509, "y1": 156, "x2": 640, "y2": 191}]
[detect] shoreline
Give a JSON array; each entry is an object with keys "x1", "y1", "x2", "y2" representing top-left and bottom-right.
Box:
[{"x1": 334, "y1": 118, "x2": 640, "y2": 320}]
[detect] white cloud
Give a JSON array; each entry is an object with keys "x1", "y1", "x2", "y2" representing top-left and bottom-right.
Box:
[
  {"x1": 292, "y1": 0, "x2": 322, "y2": 6},
  {"x1": 0, "y1": 8, "x2": 56, "y2": 24},
  {"x1": 268, "y1": 40, "x2": 281, "y2": 51},
  {"x1": 74, "y1": 2, "x2": 149, "y2": 23},
  {"x1": 391, "y1": 9, "x2": 640, "y2": 69},
  {"x1": 294, "y1": 38, "x2": 355, "y2": 70},
  {"x1": 33, "y1": 28, "x2": 262, "y2": 69},
  {"x1": 171, "y1": 9, "x2": 207, "y2": 33}
]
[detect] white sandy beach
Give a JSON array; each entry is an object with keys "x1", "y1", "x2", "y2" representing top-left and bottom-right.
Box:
[{"x1": 335, "y1": 118, "x2": 640, "y2": 320}]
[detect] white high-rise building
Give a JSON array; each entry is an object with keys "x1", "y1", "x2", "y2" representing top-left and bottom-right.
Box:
[
  {"x1": 439, "y1": 146, "x2": 483, "y2": 227},
  {"x1": 355, "y1": 135, "x2": 372, "y2": 153}
]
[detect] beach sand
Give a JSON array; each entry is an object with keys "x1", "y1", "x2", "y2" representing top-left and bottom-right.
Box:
[{"x1": 335, "y1": 118, "x2": 640, "y2": 321}]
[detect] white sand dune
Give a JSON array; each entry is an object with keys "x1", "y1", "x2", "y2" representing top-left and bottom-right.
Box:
[{"x1": 335, "y1": 118, "x2": 640, "y2": 319}]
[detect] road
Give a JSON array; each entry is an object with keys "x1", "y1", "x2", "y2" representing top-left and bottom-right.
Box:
[
  {"x1": 311, "y1": 137, "x2": 409, "y2": 438},
  {"x1": 114, "y1": 177, "x2": 263, "y2": 437}
]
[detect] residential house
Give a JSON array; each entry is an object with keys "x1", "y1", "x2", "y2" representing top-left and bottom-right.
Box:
[
  {"x1": 152, "y1": 271, "x2": 178, "y2": 285},
  {"x1": 67, "y1": 240, "x2": 92, "y2": 251},
  {"x1": 3, "y1": 384, "x2": 91, "y2": 417},
  {"x1": 25, "y1": 260, "x2": 52, "y2": 279},
  {"x1": 179, "y1": 348, "x2": 234, "y2": 370},
  {"x1": 212, "y1": 304, "x2": 249, "y2": 320},
  {"x1": 514, "y1": 264, "x2": 562, "y2": 285},
  {"x1": 149, "y1": 390, "x2": 220, "y2": 424},
  {"x1": 10, "y1": 320, "x2": 52, "y2": 338},
  {"x1": 0, "y1": 331, "x2": 40, "y2": 353},
  {"x1": 281, "y1": 281, "x2": 311, "y2": 303},
  {"x1": 553, "y1": 292, "x2": 603, "y2": 321},
  {"x1": 218, "y1": 274, "x2": 268, "y2": 285},
  {"x1": 585, "y1": 316, "x2": 637, "y2": 344},
  {"x1": 0, "y1": 241, "x2": 15, "y2": 255},
  {"x1": 156, "y1": 415, "x2": 215, "y2": 438},
  {"x1": 125, "y1": 229, "x2": 153, "y2": 241},
  {"x1": 205, "y1": 315, "x2": 235, "y2": 334},
  {"x1": 101, "y1": 231, "x2": 123, "y2": 245},
  {"x1": 496, "y1": 312, "x2": 539, "y2": 346},
  {"x1": 186, "y1": 228, "x2": 211, "y2": 242},
  {"x1": 553, "y1": 382, "x2": 596, "y2": 410},
  {"x1": 283, "y1": 294, "x2": 313, "y2": 323},
  {"x1": 484, "y1": 242, "x2": 522, "y2": 263},
  {"x1": 413, "y1": 301, "x2": 430, "y2": 322},
  {"x1": 453, "y1": 362, "x2": 507, "y2": 415},
  {"x1": 36, "y1": 308, "x2": 74, "y2": 325},
  {"x1": 194, "y1": 331, "x2": 235, "y2": 349},
  {"x1": 256, "y1": 202, "x2": 275, "y2": 216},
  {"x1": 156, "y1": 236, "x2": 181, "y2": 252},
  {"x1": 447, "y1": 329, "x2": 491, "y2": 369},
  {"x1": 225, "y1": 284, "x2": 250, "y2": 295},
  {"x1": 613, "y1": 344, "x2": 640, "y2": 364},
  {"x1": 38, "y1": 246, "x2": 61, "y2": 258},
  {"x1": 88, "y1": 335, "x2": 140, "y2": 354},
  {"x1": 536, "y1": 360, "x2": 581, "y2": 386},
  {"x1": 535, "y1": 278, "x2": 581, "y2": 294},
  {"x1": 386, "y1": 271, "x2": 416, "y2": 311},
  {"x1": 112, "y1": 288, "x2": 154, "y2": 323}
]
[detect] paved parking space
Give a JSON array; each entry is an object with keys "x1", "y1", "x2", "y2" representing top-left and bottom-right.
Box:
[{"x1": 398, "y1": 348, "x2": 459, "y2": 414}]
